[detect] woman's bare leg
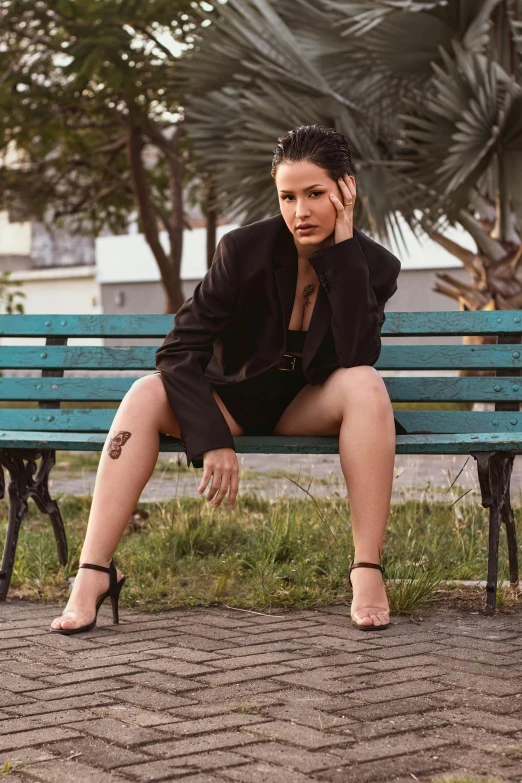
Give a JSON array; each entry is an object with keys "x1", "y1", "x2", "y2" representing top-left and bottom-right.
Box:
[
  {"x1": 51, "y1": 374, "x2": 243, "y2": 631},
  {"x1": 273, "y1": 366, "x2": 395, "y2": 628}
]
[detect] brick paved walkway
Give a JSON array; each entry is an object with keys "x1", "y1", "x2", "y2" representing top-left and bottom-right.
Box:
[{"x1": 2, "y1": 600, "x2": 522, "y2": 783}]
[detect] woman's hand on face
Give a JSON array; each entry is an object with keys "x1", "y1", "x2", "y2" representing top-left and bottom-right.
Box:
[
  {"x1": 330, "y1": 173, "x2": 356, "y2": 244},
  {"x1": 198, "y1": 448, "x2": 239, "y2": 509}
]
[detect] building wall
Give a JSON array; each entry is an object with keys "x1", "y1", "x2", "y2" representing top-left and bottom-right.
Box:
[
  {"x1": 101, "y1": 279, "x2": 197, "y2": 316},
  {"x1": 1, "y1": 267, "x2": 102, "y2": 353},
  {"x1": 0, "y1": 211, "x2": 31, "y2": 256},
  {"x1": 0, "y1": 211, "x2": 96, "y2": 269},
  {"x1": 30, "y1": 222, "x2": 95, "y2": 268},
  {"x1": 8, "y1": 266, "x2": 100, "y2": 315}
]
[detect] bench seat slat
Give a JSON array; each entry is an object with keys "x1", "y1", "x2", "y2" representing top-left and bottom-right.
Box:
[
  {"x1": 1, "y1": 409, "x2": 522, "y2": 433},
  {"x1": 0, "y1": 431, "x2": 520, "y2": 454},
  {"x1": 2, "y1": 345, "x2": 522, "y2": 371},
  {"x1": 1, "y1": 376, "x2": 522, "y2": 403},
  {"x1": 1, "y1": 311, "x2": 522, "y2": 337}
]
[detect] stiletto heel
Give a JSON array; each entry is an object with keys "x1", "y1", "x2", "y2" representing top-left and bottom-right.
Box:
[
  {"x1": 50, "y1": 559, "x2": 126, "y2": 636},
  {"x1": 349, "y1": 560, "x2": 390, "y2": 631},
  {"x1": 110, "y1": 576, "x2": 126, "y2": 624}
]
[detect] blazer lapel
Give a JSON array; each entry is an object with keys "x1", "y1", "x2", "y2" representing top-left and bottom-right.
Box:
[
  {"x1": 272, "y1": 222, "x2": 297, "y2": 333},
  {"x1": 272, "y1": 219, "x2": 331, "y2": 376},
  {"x1": 302, "y1": 283, "x2": 331, "y2": 377}
]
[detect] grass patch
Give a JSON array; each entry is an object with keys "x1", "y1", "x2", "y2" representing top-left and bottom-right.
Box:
[{"x1": 2, "y1": 477, "x2": 521, "y2": 615}]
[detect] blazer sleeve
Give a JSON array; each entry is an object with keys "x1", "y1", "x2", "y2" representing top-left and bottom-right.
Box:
[
  {"x1": 308, "y1": 234, "x2": 400, "y2": 367},
  {"x1": 155, "y1": 232, "x2": 239, "y2": 469}
]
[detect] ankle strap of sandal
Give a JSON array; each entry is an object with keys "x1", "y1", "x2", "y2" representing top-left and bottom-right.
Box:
[
  {"x1": 79, "y1": 560, "x2": 117, "y2": 590},
  {"x1": 350, "y1": 561, "x2": 385, "y2": 576},
  {"x1": 79, "y1": 563, "x2": 111, "y2": 574}
]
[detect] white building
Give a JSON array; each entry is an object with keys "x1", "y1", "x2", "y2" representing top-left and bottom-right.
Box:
[
  {"x1": 0, "y1": 209, "x2": 478, "y2": 329},
  {"x1": 96, "y1": 223, "x2": 239, "y2": 314}
]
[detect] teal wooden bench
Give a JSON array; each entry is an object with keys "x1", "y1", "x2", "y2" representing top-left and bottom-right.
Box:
[{"x1": 0, "y1": 312, "x2": 521, "y2": 616}]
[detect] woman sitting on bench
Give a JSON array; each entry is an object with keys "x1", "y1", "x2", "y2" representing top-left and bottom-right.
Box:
[{"x1": 50, "y1": 124, "x2": 401, "y2": 635}]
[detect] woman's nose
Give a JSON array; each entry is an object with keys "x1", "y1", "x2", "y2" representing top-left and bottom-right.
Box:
[{"x1": 295, "y1": 201, "x2": 311, "y2": 219}]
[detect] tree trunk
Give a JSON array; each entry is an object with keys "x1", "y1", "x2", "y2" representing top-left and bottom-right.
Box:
[{"x1": 128, "y1": 124, "x2": 184, "y2": 314}]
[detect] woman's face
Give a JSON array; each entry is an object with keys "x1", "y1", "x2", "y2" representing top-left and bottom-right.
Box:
[{"x1": 275, "y1": 159, "x2": 353, "y2": 249}]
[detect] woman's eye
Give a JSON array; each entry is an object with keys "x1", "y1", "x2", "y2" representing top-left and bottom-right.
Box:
[{"x1": 281, "y1": 192, "x2": 323, "y2": 201}]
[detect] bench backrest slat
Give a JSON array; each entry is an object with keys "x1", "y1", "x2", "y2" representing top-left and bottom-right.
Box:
[
  {"x1": 1, "y1": 345, "x2": 522, "y2": 371},
  {"x1": 1, "y1": 311, "x2": 522, "y2": 336}
]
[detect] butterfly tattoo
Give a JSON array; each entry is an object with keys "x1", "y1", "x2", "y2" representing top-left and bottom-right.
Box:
[{"x1": 107, "y1": 430, "x2": 132, "y2": 460}]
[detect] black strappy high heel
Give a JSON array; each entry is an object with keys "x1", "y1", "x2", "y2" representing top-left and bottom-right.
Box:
[
  {"x1": 50, "y1": 559, "x2": 126, "y2": 636},
  {"x1": 349, "y1": 560, "x2": 390, "y2": 631}
]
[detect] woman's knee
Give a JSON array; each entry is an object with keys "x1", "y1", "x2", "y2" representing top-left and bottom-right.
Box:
[
  {"x1": 126, "y1": 374, "x2": 167, "y2": 405},
  {"x1": 122, "y1": 374, "x2": 180, "y2": 435},
  {"x1": 332, "y1": 366, "x2": 390, "y2": 409},
  {"x1": 121, "y1": 374, "x2": 174, "y2": 424}
]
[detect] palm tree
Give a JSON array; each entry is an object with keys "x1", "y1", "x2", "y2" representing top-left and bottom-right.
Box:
[{"x1": 175, "y1": 0, "x2": 522, "y2": 316}]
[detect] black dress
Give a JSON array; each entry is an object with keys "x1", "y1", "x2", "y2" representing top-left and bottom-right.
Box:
[{"x1": 212, "y1": 329, "x2": 308, "y2": 434}]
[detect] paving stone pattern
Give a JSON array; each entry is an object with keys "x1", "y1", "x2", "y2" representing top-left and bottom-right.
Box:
[{"x1": 2, "y1": 602, "x2": 522, "y2": 781}]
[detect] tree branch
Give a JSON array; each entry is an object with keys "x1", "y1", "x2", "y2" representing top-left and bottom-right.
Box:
[
  {"x1": 427, "y1": 230, "x2": 478, "y2": 276},
  {"x1": 128, "y1": 124, "x2": 173, "y2": 289},
  {"x1": 458, "y1": 210, "x2": 506, "y2": 261}
]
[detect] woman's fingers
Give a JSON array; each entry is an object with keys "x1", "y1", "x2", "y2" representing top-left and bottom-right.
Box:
[
  {"x1": 228, "y1": 471, "x2": 239, "y2": 509},
  {"x1": 205, "y1": 470, "x2": 222, "y2": 503},
  {"x1": 200, "y1": 450, "x2": 239, "y2": 509},
  {"x1": 338, "y1": 174, "x2": 356, "y2": 204},
  {"x1": 329, "y1": 192, "x2": 344, "y2": 211},
  {"x1": 198, "y1": 466, "x2": 212, "y2": 495},
  {"x1": 210, "y1": 470, "x2": 232, "y2": 508},
  {"x1": 199, "y1": 467, "x2": 238, "y2": 508},
  {"x1": 345, "y1": 174, "x2": 357, "y2": 202}
]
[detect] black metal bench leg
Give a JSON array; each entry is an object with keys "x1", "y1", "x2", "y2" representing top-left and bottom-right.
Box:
[
  {"x1": 0, "y1": 451, "x2": 30, "y2": 601},
  {"x1": 500, "y1": 469, "x2": 519, "y2": 588},
  {"x1": 0, "y1": 449, "x2": 68, "y2": 601},
  {"x1": 25, "y1": 451, "x2": 68, "y2": 569},
  {"x1": 471, "y1": 451, "x2": 517, "y2": 617}
]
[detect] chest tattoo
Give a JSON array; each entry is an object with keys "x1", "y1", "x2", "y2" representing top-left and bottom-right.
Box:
[{"x1": 303, "y1": 283, "x2": 316, "y2": 309}]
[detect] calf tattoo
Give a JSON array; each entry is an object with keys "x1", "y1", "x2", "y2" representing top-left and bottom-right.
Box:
[
  {"x1": 303, "y1": 283, "x2": 316, "y2": 309},
  {"x1": 107, "y1": 430, "x2": 132, "y2": 459}
]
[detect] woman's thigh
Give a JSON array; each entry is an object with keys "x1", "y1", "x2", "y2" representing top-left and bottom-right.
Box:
[
  {"x1": 273, "y1": 366, "x2": 385, "y2": 436},
  {"x1": 131, "y1": 374, "x2": 244, "y2": 438}
]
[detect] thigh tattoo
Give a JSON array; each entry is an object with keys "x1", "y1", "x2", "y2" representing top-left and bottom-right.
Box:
[{"x1": 107, "y1": 430, "x2": 132, "y2": 459}]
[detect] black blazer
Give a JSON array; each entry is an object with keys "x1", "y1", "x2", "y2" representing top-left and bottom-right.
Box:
[{"x1": 156, "y1": 213, "x2": 401, "y2": 468}]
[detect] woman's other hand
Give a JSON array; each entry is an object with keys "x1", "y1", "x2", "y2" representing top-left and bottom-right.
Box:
[
  {"x1": 330, "y1": 173, "x2": 356, "y2": 244},
  {"x1": 198, "y1": 448, "x2": 239, "y2": 509}
]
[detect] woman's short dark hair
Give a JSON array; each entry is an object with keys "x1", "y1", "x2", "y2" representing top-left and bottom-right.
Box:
[{"x1": 271, "y1": 124, "x2": 354, "y2": 181}]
